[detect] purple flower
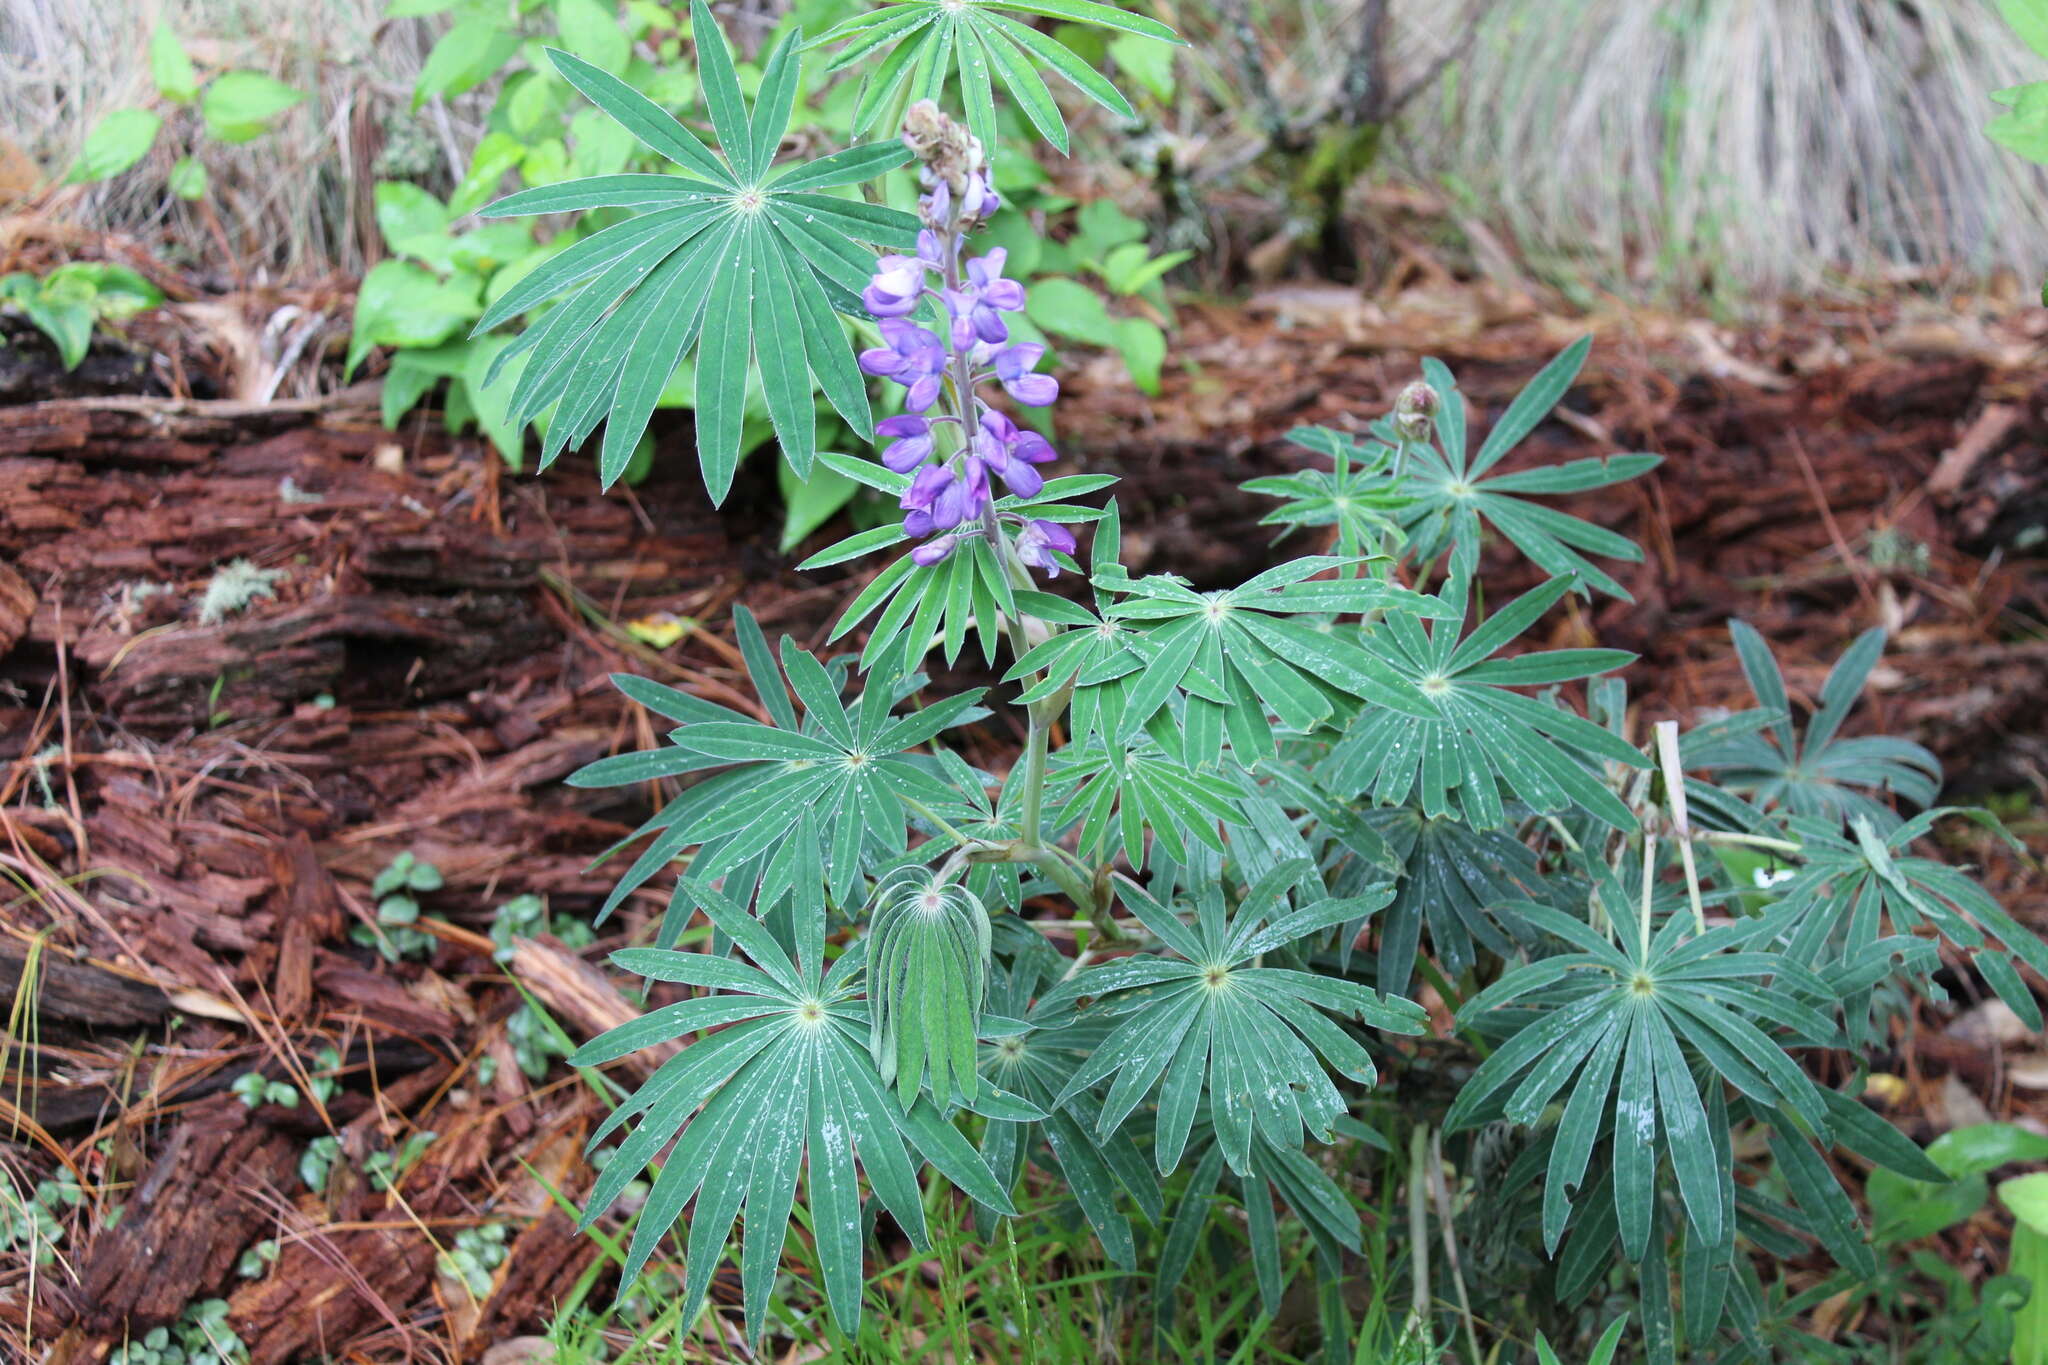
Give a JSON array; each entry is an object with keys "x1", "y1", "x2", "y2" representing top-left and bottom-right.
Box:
[
  {"x1": 993, "y1": 342, "x2": 1058, "y2": 407},
  {"x1": 960, "y1": 168, "x2": 999, "y2": 223},
  {"x1": 944, "y1": 248, "x2": 1027, "y2": 346},
  {"x1": 862, "y1": 255, "x2": 924, "y2": 317},
  {"x1": 911, "y1": 536, "x2": 957, "y2": 566},
  {"x1": 968, "y1": 250, "x2": 1026, "y2": 311},
  {"x1": 900, "y1": 463, "x2": 952, "y2": 538},
  {"x1": 975, "y1": 409, "x2": 1055, "y2": 498},
  {"x1": 1014, "y1": 518, "x2": 1076, "y2": 576},
  {"x1": 877, "y1": 415, "x2": 935, "y2": 473},
  {"x1": 859, "y1": 320, "x2": 948, "y2": 412},
  {"x1": 899, "y1": 458, "x2": 988, "y2": 536},
  {"x1": 921, "y1": 177, "x2": 950, "y2": 229}
]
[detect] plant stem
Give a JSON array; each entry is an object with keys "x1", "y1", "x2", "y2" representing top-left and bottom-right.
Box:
[{"x1": 1695, "y1": 828, "x2": 1803, "y2": 855}]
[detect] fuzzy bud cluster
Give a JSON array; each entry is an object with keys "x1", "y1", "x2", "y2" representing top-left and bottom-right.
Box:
[{"x1": 1393, "y1": 381, "x2": 1438, "y2": 443}]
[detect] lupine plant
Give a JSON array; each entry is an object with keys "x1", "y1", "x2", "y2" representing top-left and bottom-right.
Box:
[{"x1": 476, "y1": 2, "x2": 2047, "y2": 1358}]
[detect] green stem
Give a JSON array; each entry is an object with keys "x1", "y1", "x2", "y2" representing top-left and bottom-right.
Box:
[
  {"x1": 1695, "y1": 828, "x2": 1803, "y2": 855},
  {"x1": 899, "y1": 794, "x2": 984, "y2": 853}
]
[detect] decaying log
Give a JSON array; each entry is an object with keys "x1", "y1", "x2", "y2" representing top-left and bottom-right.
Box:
[
  {"x1": 53, "y1": 1093, "x2": 297, "y2": 1336},
  {"x1": 0, "y1": 386, "x2": 380, "y2": 460},
  {"x1": 508, "y1": 934, "x2": 681, "y2": 1081},
  {"x1": 0, "y1": 557, "x2": 31, "y2": 657},
  {"x1": 0, "y1": 939, "x2": 170, "y2": 1031}
]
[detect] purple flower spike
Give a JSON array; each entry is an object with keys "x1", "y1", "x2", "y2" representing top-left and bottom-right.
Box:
[
  {"x1": 994, "y1": 342, "x2": 1059, "y2": 407},
  {"x1": 877, "y1": 415, "x2": 934, "y2": 473},
  {"x1": 1014, "y1": 518, "x2": 1077, "y2": 576},
  {"x1": 901, "y1": 462, "x2": 952, "y2": 527},
  {"x1": 862, "y1": 254, "x2": 925, "y2": 318},
  {"x1": 911, "y1": 536, "x2": 956, "y2": 567}
]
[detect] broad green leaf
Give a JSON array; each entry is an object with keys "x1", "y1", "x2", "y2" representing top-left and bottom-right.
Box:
[
  {"x1": 67, "y1": 109, "x2": 161, "y2": 183},
  {"x1": 150, "y1": 25, "x2": 199, "y2": 104},
  {"x1": 201, "y1": 71, "x2": 307, "y2": 142}
]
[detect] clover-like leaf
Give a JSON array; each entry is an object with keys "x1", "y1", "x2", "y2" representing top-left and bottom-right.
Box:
[{"x1": 474, "y1": 1, "x2": 919, "y2": 500}]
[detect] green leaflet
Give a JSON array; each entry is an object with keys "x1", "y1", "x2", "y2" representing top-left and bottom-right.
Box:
[
  {"x1": 1689, "y1": 622, "x2": 1941, "y2": 833},
  {"x1": 1068, "y1": 553, "x2": 1450, "y2": 764},
  {"x1": 1292, "y1": 338, "x2": 1661, "y2": 599},
  {"x1": 1449, "y1": 872, "x2": 1845, "y2": 1268},
  {"x1": 566, "y1": 606, "x2": 986, "y2": 923},
  {"x1": 473, "y1": 4, "x2": 919, "y2": 502},
  {"x1": 820, "y1": 474, "x2": 1111, "y2": 673},
  {"x1": 1765, "y1": 809, "x2": 2044, "y2": 1045},
  {"x1": 973, "y1": 925, "x2": 1161, "y2": 1266}
]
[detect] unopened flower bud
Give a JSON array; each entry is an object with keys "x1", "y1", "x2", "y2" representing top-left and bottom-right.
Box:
[
  {"x1": 1393, "y1": 381, "x2": 1437, "y2": 442},
  {"x1": 901, "y1": 100, "x2": 992, "y2": 227}
]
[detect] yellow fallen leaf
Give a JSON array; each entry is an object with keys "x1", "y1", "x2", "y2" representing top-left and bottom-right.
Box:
[
  {"x1": 1861, "y1": 1072, "x2": 1908, "y2": 1107},
  {"x1": 626, "y1": 612, "x2": 693, "y2": 648}
]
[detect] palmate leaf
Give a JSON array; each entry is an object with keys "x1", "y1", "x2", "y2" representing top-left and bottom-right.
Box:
[
  {"x1": 572, "y1": 880, "x2": 1030, "y2": 1340},
  {"x1": 1026, "y1": 555, "x2": 1449, "y2": 766},
  {"x1": 566, "y1": 606, "x2": 983, "y2": 926},
  {"x1": 1301, "y1": 338, "x2": 1661, "y2": 598},
  {"x1": 810, "y1": 0, "x2": 1182, "y2": 156},
  {"x1": 474, "y1": 2, "x2": 919, "y2": 501},
  {"x1": 1447, "y1": 890, "x2": 1849, "y2": 1269},
  {"x1": 1763, "y1": 809, "x2": 2047, "y2": 1043},
  {"x1": 1042, "y1": 868, "x2": 1425, "y2": 1175},
  {"x1": 1688, "y1": 622, "x2": 1941, "y2": 833},
  {"x1": 1331, "y1": 573, "x2": 1648, "y2": 831},
  {"x1": 1044, "y1": 737, "x2": 1249, "y2": 872},
  {"x1": 1248, "y1": 426, "x2": 1410, "y2": 559},
  {"x1": 975, "y1": 924, "x2": 1161, "y2": 1267},
  {"x1": 866, "y1": 867, "x2": 993, "y2": 1105},
  {"x1": 1353, "y1": 802, "x2": 1565, "y2": 991}
]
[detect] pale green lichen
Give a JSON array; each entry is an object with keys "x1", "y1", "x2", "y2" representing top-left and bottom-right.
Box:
[{"x1": 197, "y1": 559, "x2": 286, "y2": 626}]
